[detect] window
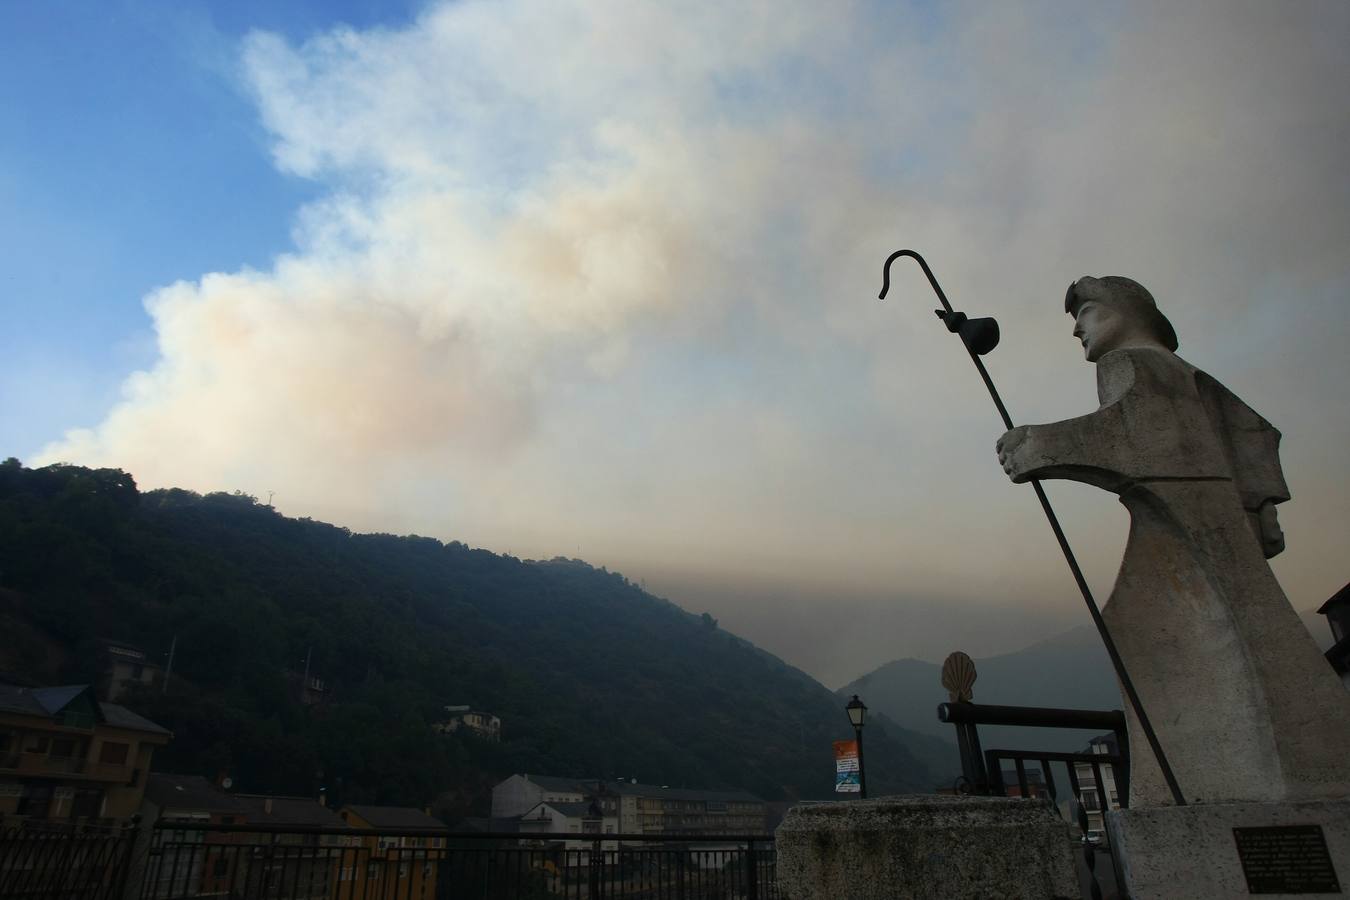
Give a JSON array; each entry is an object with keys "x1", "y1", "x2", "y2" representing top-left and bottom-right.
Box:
[
  {"x1": 49, "y1": 738, "x2": 77, "y2": 759},
  {"x1": 212, "y1": 857, "x2": 230, "y2": 877},
  {"x1": 367, "y1": 862, "x2": 380, "y2": 880},
  {"x1": 399, "y1": 862, "x2": 409, "y2": 878},
  {"x1": 99, "y1": 742, "x2": 129, "y2": 765}
]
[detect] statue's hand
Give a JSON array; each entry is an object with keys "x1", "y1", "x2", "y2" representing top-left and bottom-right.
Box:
[{"x1": 996, "y1": 426, "x2": 1034, "y2": 484}]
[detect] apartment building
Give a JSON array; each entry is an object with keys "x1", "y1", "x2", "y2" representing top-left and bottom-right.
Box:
[
  {"x1": 491, "y1": 774, "x2": 766, "y2": 837},
  {"x1": 0, "y1": 682, "x2": 170, "y2": 828},
  {"x1": 338, "y1": 805, "x2": 447, "y2": 898}
]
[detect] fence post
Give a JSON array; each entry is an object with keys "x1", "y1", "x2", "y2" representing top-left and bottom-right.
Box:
[
  {"x1": 588, "y1": 837, "x2": 601, "y2": 900},
  {"x1": 745, "y1": 839, "x2": 759, "y2": 900},
  {"x1": 114, "y1": 814, "x2": 146, "y2": 900}
]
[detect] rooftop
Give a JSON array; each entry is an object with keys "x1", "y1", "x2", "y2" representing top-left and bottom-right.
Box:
[
  {"x1": 234, "y1": 794, "x2": 348, "y2": 828},
  {"x1": 526, "y1": 801, "x2": 600, "y2": 820},
  {"x1": 144, "y1": 774, "x2": 248, "y2": 815},
  {"x1": 0, "y1": 682, "x2": 170, "y2": 736},
  {"x1": 515, "y1": 774, "x2": 762, "y2": 804},
  {"x1": 342, "y1": 805, "x2": 445, "y2": 831}
]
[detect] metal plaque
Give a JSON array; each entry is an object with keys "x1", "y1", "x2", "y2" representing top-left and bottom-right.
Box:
[{"x1": 1233, "y1": 825, "x2": 1340, "y2": 894}]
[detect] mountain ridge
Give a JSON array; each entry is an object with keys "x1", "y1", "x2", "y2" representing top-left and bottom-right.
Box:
[
  {"x1": 0, "y1": 459, "x2": 941, "y2": 815},
  {"x1": 840, "y1": 608, "x2": 1338, "y2": 766}
]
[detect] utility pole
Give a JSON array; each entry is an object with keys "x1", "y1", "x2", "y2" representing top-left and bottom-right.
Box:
[{"x1": 162, "y1": 635, "x2": 177, "y2": 694}]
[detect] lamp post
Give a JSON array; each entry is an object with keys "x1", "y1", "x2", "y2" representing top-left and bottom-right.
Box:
[{"x1": 845, "y1": 694, "x2": 868, "y2": 799}]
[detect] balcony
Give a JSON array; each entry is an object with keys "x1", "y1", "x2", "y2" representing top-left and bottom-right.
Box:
[
  {"x1": 43, "y1": 756, "x2": 87, "y2": 775},
  {"x1": 0, "y1": 753, "x2": 133, "y2": 784}
]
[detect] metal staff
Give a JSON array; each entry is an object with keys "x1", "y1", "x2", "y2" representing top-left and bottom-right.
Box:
[{"x1": 879, "y1": 248, "x2": 1187, "y2": 808}]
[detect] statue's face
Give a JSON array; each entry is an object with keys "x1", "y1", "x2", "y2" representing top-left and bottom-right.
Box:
[{"x1": 1072, "y1": 301, "x2": 1133, "y2": 362}]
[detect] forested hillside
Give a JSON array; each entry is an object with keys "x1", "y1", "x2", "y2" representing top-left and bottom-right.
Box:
[{"x1": 0, "y1": 460, "x2": 940, "y2": 815}]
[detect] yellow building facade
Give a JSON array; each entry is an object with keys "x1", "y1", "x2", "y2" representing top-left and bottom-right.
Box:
[{"x1": 0, "y1": 683, "x2": 170, "y2": 828}]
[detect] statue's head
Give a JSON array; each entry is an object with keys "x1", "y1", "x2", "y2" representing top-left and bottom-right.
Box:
[{"x1": 1065, "y1": 276, "x2": 1178, "y2": 362}]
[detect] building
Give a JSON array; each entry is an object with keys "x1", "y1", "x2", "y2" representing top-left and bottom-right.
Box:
[
  {"x1": 614, "y1": 782, "x2": 765, "y2": 835},
  {"x1": 491, "y1": 774, "x2": 589, "y2": 819},
  {"x1": 491, "y1": 775, "x2": 767, "y2": 837},
  {"x1": 999, "y1": 767, "x2": 1048, "y2": 801},
  {"x1": 338, "y1": 805, "x2": 446, "y2": 898},
  {"x1": 517, "y1": 799, "x2": 617, "y2": 850},
  {"x1": 140, "y1": 777, "x2": 360, "y2": 900},
  {"x1": 99, "y1": 639, "x2": 164, "y2": 702},
  {"x1": 0, "y1": 682, "x2": 170, "y2": 829},
  {"x1": 283, "y1": 670, "x2": 329, "y2": 706},
  {"x1": 230, "y1": 793, "x2": 349, "y2": 900},
  {"x1": 432, "y1": 705, "x2": 501, "y2": 741},
  {"x1": 1072, "y1": 734, "x2": 1124, "y2": 837},
  {"x1": 1319, "y1": 582, "x2": 1350, "y2": 689},
  {"x1": 141, "y1": 774, "x2": 250, "y2": 898}
]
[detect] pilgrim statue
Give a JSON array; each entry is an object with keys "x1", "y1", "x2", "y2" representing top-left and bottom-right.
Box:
[{"x1": 996, "y1": 276, "x2": 1350, "y2": 807}]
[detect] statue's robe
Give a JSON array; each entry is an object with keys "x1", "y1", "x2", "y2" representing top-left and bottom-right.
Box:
[{"x1": 1016, "y1": 346, "x2": 1350, "y2": 806}]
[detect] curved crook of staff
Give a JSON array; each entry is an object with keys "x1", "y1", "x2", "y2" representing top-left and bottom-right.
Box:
[{"x1": 879, "y1": 249, "x2": 1187, "y2": 808}]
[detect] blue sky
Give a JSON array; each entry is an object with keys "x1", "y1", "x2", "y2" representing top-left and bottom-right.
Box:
[
  {"x1": 3, "y1": 1, "x2": 1347, "y2": 685},
  {"x1": 1, "y1": 0, "x2": 424, "y2": 453}
]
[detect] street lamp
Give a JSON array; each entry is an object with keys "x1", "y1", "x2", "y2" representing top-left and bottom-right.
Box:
[{"x1": 845, "y1": 694, "x2": 868, "y2": 799}]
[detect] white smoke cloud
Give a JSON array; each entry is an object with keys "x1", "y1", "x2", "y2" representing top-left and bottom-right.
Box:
[{"x1": 42, "y1": 0, "x2": 1350, "y2": 684}]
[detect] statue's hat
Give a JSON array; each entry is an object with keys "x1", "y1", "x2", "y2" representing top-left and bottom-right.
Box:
[{"x1": 1065, "y1": 276, "x2": 1178, "y2": 352}]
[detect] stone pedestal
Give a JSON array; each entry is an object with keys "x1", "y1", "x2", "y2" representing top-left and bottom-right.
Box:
[
  {"x1": 1108, "y1": 799, "x2": 1350, "y2": 899},
  {"x1": 775, "y1": 795, "x2": 1078, "y2": 900}
]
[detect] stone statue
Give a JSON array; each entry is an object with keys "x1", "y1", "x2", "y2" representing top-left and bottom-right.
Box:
[{"x1": 996, "y1": 276, "x2": 1350, "y2": 807}]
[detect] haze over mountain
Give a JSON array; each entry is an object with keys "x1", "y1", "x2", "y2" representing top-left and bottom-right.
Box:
[
  {"x1": 841, "y1": 610, "x2": 1339, "y2": 761},
  {"x1": 7, "y1": 2, "x2": 1348, "y2": 697},
  {"x1": 0, "y1": 460, "x2": 944, "y2": 813}
]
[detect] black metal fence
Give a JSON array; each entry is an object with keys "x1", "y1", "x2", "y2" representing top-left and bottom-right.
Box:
[
  {"x1": 0, "y1": 819, "x2": 779, "y2": 900},
  {"x1": 137, "y1": 822, "x2": 776, "y2": 900},
  {"x1": 0, "y1": 822, "x2": 140, "y2": 899},
  {"x1": 134, "y1": 821, "x2": 776, "y2": 900},
  {"x1": 938, "y1": 700, "x2": 1130, "y2": 900}
]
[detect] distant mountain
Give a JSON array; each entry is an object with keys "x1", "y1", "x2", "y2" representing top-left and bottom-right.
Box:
[
  {"x1": 0, "y1": 460, "x2": 942, "y2": 815},
  {"x1": 840, "y1": 625, "x2": 1120, "y2": 761},
  {"x1": 842, "y1": 606, "x2": 1340, "y2": 771}
]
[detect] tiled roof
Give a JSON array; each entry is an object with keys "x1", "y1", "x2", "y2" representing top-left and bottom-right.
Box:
[
  {"x1": 605, "y1": 781, "x2": 762, "y2": 803},
  {"x1": 458, "y1": 816, "x2": 520, "y2": 833},
  {"x1": 507, "y1": 773, "x2": 763, "y2": 806},
  {"x1": 30, "y1": 685, "x2": 89, "y2": 716},
  {"x1": 527, "y1": 801, "x2": 598, "y2": 820},
  {"x1": 0, "y1": 683, "x2": 166, "y2": 735},
  {"x1": 100, "y1": 702, "x2": 171, "y2": 735},
  {"x1": 0, "y1": 683, "x2": 93, "y2": 718},
  {"x1": 234, "y1": 795, "x2": 348, "y2": 828},
  {"x1": 145, "y1": 774, "x2": 247, "y2": 815},
  {"x1": 342, "y1": 805, "x2": 445, "y2": 831},
  {"x1": 524, "y1": 774, "x2": 594, "y2": 793},
  {"x1": 0, "y1": 684, "x2": 47, "y2": 717}
]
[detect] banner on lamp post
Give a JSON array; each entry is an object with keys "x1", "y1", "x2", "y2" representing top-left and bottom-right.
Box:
[{"x1": 834, "y1": 740, "x2": 860, "y2": 793}]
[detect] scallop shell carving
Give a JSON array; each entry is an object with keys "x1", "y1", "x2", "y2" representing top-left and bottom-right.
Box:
[{"x1": 941, "y1": 651, "x2": 977, "y2": 703}]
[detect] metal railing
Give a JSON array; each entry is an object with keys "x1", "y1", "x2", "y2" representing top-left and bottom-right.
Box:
[
  {"x1": 139, "y1": 821, "x2": 778, "y2": 900},
  {"x1": 0, "y1": 821, "x2": 140, "y2": 899},
  {"x1": 939, "y1": 701, "x2": 1129, "y2": 900}
]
